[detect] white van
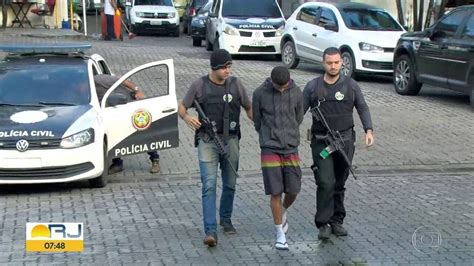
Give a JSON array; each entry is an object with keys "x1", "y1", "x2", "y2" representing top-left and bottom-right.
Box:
[
  {"x1": 127, "y1": 0, "x2": 180, "y2": 36},
  {"x1": 205, "y1": 0, "x2": 285, "y2": 55}
]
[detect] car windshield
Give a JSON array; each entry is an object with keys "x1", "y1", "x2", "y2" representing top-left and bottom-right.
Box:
[
  {"x1": 340, "y1": 8, "x2": 403, "y2": 31},
  {"x1": 222, "y1": 0, "x2": 282, "y2": 18},
  {"x1": 0, "y1": 63, "x2": 90, "y2": 106},
  {"x1": 135, "y1": 0, "x2": 173, "y2": 6}
]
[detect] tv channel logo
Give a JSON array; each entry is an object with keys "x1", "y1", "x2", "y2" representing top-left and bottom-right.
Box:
[
  {"x1": 412, "y1": 225, "x2": 442, "y2": 254},
  {"x1": 26, "y1": 223, "x2": 83, "y2": 252}
]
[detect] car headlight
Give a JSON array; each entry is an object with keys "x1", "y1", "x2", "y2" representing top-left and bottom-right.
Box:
[
  {"x1": 223, "y1": 25, "x2": 239, "y2": 36},
  {"x1": 135, "y1": 12, "x2": 145, "y2": 18},
  {"x1": 60, "y1": 128, "x2": 94, "y2": 149},
  {"x1": 198, "y1": 19, "x2": 205, "y2": 25},
  {"x1": 275, "y1": 25, "x2": 284, "y2": 37},
  {"x1": 359, "y1": 42, "x2": 384, "y2": 53},
  {"x1": 168, "y1": 12, "x2": 176, "y2": 18}
]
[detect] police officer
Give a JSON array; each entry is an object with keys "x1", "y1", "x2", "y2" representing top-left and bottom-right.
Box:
[
  {"x1": 303, "y1": 47, "x2": 374, "y2": 240},
  {"x1": 177, "y1": 49, "x2": 252, "y2": 247}
]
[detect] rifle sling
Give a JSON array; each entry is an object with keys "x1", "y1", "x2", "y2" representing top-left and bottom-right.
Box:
[{"x1": 222, "y1": 79, "x2": 230, "y2": 142}]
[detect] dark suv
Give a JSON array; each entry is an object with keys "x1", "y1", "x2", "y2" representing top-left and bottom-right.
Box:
[
  {"x1": 393, "y1": 5, "x2": 474, "y2": 107},
  {"x1": 182, "y1": 0, "x2": 208, "y2": 34}
]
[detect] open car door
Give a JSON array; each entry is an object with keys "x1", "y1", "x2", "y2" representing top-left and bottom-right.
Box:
[{"x1": 101, "y1": 59, "x2": 178, "y2": 158}]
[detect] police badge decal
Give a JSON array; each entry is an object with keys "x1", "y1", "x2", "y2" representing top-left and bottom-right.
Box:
[{"x1": 335, "y1": 92, "x2": 344, "y2": 101}]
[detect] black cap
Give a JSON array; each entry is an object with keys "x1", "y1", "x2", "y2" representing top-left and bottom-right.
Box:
[{"x1": 210, "y1": 49, "x2": 232, "y2": 70}]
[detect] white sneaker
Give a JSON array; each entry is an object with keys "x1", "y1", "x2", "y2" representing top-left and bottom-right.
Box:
[
  {"x1": 275, "y1": 241, "x2": 289, "y2": 250},
  {"x1": 275, "y1": 230, "x2": 289, "y2": 250}
]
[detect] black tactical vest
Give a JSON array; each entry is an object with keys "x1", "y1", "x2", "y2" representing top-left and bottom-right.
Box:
[
  {"x1": 310, "y1": 76, "x2": 354, "y2": 133},
  {"x1": 198, "y1": 76, "x2": 241, "y2": 136}
]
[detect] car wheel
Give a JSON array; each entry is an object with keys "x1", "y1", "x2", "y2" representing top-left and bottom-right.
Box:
[
  {"x1": 193, "y1": 38, "x2": 201, "y2": 47},
  {"x1": 89, "y1": 142, "x2": 108, "y2": 188},
  {"x1": 282, "y1": 41, "x2": 299, "y2": 69},
  {"x1": 213, "y1": 36, "x2": 220, "y2": 51},
  {"x1": 341, "y1": 51, "x2": 355, "y2": 78},
  {"x1": 393, "y1": 54, "x2": 422, "y2": 95}
]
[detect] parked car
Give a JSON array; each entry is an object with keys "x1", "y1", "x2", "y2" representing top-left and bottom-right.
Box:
[
  {"x1": 128, "y1": 0, "x2": 180, "y2": 36},
  {"x1": 281, "y1": 2, "x2": 405, "y2": 78},
  {"x1": 0, "y1": 44, "x2": 179, "y2": 187},
  {"x1": 182, "y1": 0, "x2": 208, "y2": 35},
  {"x1": 205, "y1": 0, "x2": 285, "y2": 55},
  {"x1": 393, "y1": 5, "x2": 474, "y2": 107},
  {"x1": 190, "y1": 0, "x2": 212, "y2": 46}
]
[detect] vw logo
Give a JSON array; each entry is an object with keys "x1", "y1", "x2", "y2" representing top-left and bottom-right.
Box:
[
  {"x1": 254, "y1": 31, "x2": 261, "y2": 38},
  {"x1": 16, "y1": 139, "x2": 29, "y2": 152}
]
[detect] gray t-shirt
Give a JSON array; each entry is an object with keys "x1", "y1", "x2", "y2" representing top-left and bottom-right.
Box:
[
  {"x1": 182, "y1": 75, "x2": 251, "y2": 110},
  {"x1": 94, "y1": 74, "x2": 133, "y2": 103}
]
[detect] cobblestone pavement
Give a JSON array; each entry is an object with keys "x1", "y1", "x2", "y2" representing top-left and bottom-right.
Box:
[{"x1": 0, "y1": 31, "x2": 473, "y2": 265}]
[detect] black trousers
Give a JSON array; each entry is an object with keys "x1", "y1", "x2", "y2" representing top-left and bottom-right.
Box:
[
  {"x1": 310, "y1": 130, "x2": 355, "y2": 228},
  {"x1": 105, "y1": 14, "x2": 116, "y2": 40}
]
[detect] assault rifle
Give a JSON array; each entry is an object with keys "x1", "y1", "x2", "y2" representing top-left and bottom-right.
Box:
[
  {"x1": 193, "y1": 100, "x2": 239, "y2": 177},
  {"x1": 311, "y1": 104, "x2": 357, "y2": 180}
]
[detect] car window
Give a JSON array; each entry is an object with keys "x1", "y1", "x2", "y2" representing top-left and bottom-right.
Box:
[
  {"x1": 434, "y1": 10, "x2": 469, "y2": 38},
  {"x1": 460, "y1": 13, "x2": 474, "y2": 40},
  {"x1": 340, "y1": 8, "x2": 402, "y2": 31},
  {"x1": 296, "y1": 6, "x2": 319, "y2": 25},
  {"x1": 0, "y1": 64, "x2": 91, "y2": 106},
  {"x1": 134, "y1": 0, "x2": 173, "y2": 6},
  {"x1": 317, "y1": 7, "x2": 337, "y2": 27},
  {"x1": 221, "y1": 0, "x2": 281, "y2": 18}
]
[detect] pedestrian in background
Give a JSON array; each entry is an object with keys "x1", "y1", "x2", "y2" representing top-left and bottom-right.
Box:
[
  {"x1": 252, "y1": 66, "x2": 304, "y2": 250},
  {"x1": 303, "y1": 47, "x2": 374, "y2": 240},
  {"x1": 104, "y1": 0, "x2": 118, "y2": 40},
  {"x1": 178, "y1": 49, "x2": 252, "y2": 247}
]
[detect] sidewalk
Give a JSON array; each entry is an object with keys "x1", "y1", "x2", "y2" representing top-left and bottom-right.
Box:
[{"x1": 0, "y1": 27, "x2": 98, "y2": 40}]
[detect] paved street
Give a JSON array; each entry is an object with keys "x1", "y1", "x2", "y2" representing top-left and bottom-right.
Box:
[{"x1": 0, "y1": 29, "x2": 473, "y2": 265}]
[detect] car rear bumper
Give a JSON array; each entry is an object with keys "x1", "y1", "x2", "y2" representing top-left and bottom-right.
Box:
[{"x1": 191, "y1": 25, "x2": 205, "y2": 39}]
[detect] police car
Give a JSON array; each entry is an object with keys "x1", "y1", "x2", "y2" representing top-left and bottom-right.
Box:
[{"x1": 0, "y1": 44, "x2": 178, "y2": 188}]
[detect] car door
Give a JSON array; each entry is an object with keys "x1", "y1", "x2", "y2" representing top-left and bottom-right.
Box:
[
  {"x1": 101, "y1": 59, "x2": 179, "y2": 158},
  {"x1": 416, "y1": 9, "x2": 469, "y2": 85},
  {"x1": 447, "y1": 11, "x2": 474, "y2": 93},
  {"x1": 292, "y1": 6, "x2": 320, "y2": 61},
  {"x1": 312, "y1": 7, "x2": 339, "y2": 62}
]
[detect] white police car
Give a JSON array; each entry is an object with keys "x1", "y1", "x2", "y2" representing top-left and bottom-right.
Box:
[{"x1": 0, "y1": 44, "x2": 178, "y2": 187}]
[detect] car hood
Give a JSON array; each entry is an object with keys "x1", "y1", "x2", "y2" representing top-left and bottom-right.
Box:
[
  {"x1": 132, "y1": 6, "x2": 176, "y2": 13},
  {"x1": 0, "y1": 105, "x2": 92, "y2": 140},
  {"x1": 352, "y1": 30, "x2": 405, "y2": 48},
  {"x1": 224, "y1": 17, "x2": 285, "y2": 30}
]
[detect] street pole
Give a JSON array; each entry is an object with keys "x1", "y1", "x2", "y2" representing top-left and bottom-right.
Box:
[{"x1": 82, "y1": 0, "x2": 87, "y2": 35}]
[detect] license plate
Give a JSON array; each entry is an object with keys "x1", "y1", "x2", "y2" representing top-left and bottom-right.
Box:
[
  {"x1": 150, "y1": 20, "x2": 162, "y2": 25},
  {"x1": 249, "y1": 39, "x2": 266, "y2": 47},
  {"x1": 4, "y1": 158, "x2": 42, "y2": 168}
]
